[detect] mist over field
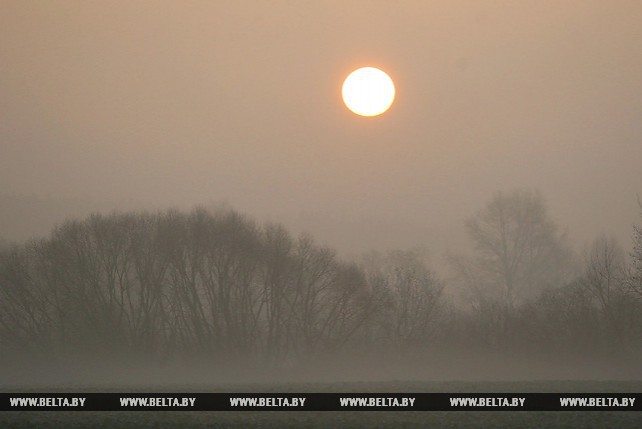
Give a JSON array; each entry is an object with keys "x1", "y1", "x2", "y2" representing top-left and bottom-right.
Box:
[{"x1": 1, "y1": 195, "x2": 641, "y2": 388}]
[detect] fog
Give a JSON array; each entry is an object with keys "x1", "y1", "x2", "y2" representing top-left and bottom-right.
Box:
[
  {"x1": 1, "y1": 2, "x2": 642, "y2": 387},
  {"x1": 1, "y1": 204, "x2": 641, "y2": 387},
  {"x1": 2, "y1": 1, "x2": 641, "y2": 257}
]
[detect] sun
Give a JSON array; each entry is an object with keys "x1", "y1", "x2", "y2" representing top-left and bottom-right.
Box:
[{"x1": 341, "y1": 67, "x2": 395, "y2": 117}]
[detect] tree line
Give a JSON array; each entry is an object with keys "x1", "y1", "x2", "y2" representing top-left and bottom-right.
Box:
[
  {"x1": 0, "y1": 190, "x2": 641, "y2": 368},
  {"x1": 448, "y1": 190, "x2": 642, "y2": 359},
  {"x1": 0, "y1": 208, "x2": 442, "y2": 367}
]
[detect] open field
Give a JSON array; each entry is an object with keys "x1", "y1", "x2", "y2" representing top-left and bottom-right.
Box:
[
  {"x1": 2, "y1": 409, "x2": 642, "y2": 429},
  {"x1": 2, "y1": 381, "x2": 641, "y2": 428}
]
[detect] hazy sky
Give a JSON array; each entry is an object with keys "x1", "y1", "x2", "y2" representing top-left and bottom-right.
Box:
[{"x1": 1, "y1": 1, "x2": 641, "y2": 258}]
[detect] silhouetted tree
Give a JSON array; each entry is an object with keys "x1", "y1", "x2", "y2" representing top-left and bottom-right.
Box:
[
  {"x1": 0, "y1": 243, "x2": 56, "y2": 355},
  {"x1": 578, "y1": 236, "x2": 634, "y2": 348},
  {"x1": 361, "y1": 249, "x2": 444, "y2": 349},
  {"x1": 3, "y1": 201, "x2": 641, "y2": 373},
  {"x1": 0, "y1": 207, "x2": 376, "y2": 367},
  {"x1": 448, "y1": 189, "x2": 576, "y2": 350},
  {"x1": 523, "y1": 278, "x2": 600, "y2": 355},
  {"x1": 453, "y1": 189, "x2": 574, "y2": 309},
  {"x1": 627, "y1": 207, "x2": 642, "y2": 300}
]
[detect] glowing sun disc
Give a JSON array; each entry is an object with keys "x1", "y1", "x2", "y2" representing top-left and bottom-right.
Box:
[{"x1": 342, "y1": 67, "x2": 395, "y2": 117}]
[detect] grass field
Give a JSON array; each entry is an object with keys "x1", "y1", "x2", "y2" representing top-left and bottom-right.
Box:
[{"x1": 2, "y1": 381, "x2": 641, "y2": 428}]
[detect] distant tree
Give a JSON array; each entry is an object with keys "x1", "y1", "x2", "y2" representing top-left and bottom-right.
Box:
[
  {"x1": 447, "y1": 189, "x2": 577, "y2": 350},
  {"x1": 361, "y1": 249, "x2": 444, "y2": 348},
  {"x1": 522, "y1": 235, "x2": 641, "y2": 356},
  {"x1": 579, "y1": 236, "x2": 633, "y2": 347},
  {"x1": 627, "y1": 206, "x2": 642, "y2": 300},
  {"x1": 523, "y1": 278, "x2": 600, "y2": 355},
  {"x1": 582, "y1": 236, "x2": 625, "y2": 312},
  {"x1": 453, "y1": 189, "x2": 575, "y2": 310}
]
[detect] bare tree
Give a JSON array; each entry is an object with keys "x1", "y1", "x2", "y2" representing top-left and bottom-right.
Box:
[
  {"x1": 582, "y1": 237, "x2": 625, "y2": 314},
  {"x1": 454, "y1": 189, "x2": 575, "y2": 310},
  {"x1": 579, "y1": 236, "x2": 632, "y2": 348},
  {"x1": 626, "y1": 206, "x2": 642, "y2": 300},
  {"x1": 0, "y1": 243, "x2": 56, "y2": 355},
  {"x1": 361, "y1": 249, "x2": 444, "y2": 349},
  {"x1": 524, "y1": 279, "x2": 600, "y2": 355}
]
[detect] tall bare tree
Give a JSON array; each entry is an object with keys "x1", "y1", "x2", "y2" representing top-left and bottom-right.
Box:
[
  {"x1": 579, "y1": 236, "x2": 632, "y2": 347},
  {"x1": 454, "y1": 189, "x2": 575, "y2": 309}
]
